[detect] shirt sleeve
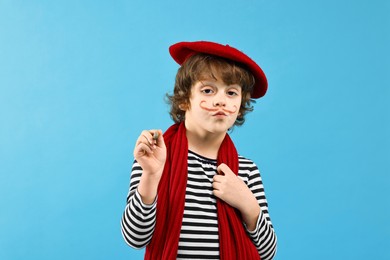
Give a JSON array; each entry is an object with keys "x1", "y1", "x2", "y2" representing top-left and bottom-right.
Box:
[
  {"x1": 121, "y1": 161, "x2": 157, "y2": 249},
  {"x1": 241, "y1": 159, "x2": 277, "y2": 260}
]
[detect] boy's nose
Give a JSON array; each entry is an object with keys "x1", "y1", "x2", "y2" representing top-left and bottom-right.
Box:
[{"x1": 213, "y1": 99, "x2": 226, "y2": 107}]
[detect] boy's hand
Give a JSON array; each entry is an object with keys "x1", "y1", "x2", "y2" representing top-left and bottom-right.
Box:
[
  {"x1": 134, "y1": 129, "x2": 166, "y2": 205},
  {"x1": 212, "y1": 163, "x2": 260, "y2": 230},
  {"x1": 134, "y1": 129, "x2": 166, "y2": 178}
]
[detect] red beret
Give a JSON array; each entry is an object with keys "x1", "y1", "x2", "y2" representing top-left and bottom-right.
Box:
[{"x1": 169, "y1": 41, "x2": 268, "y2": 99}]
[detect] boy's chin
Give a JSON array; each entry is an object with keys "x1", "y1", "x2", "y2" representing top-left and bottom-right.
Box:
[{"x1": 208, "y1": 122, "x2": 235, "y2": 133}]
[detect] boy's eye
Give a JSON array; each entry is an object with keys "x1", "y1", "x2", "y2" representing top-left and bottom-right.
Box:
[
  {"x1": 201, "y1": 88, "x2": 214, "y2": 94},
  {"x1": 227, "y1": 90, "x2": 239, "y2": 96}
]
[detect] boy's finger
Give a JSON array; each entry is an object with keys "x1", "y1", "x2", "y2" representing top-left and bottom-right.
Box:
[
  {"x1": 155, "y1": 130, "x2": 166, "y2": 148},
  {"x1": 134, "y1": 143, "x2": 153, "y2": 158},
  {"x1": 136, "y1": 129, "x2": 164, "y2": 149},
  {"x1": 136, "y1": 130, "x2": 153, "y2": 146},
  {"x1": 217, "y1": 163, "x2": 234, "y2": 176},
  {"x1": 213, "y1": 174, "x2": 223, "y2": 183}
]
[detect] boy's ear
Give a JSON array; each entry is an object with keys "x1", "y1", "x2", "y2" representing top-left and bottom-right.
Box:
[{"x1": 179, "y1": 103, "x2": 188, "y2": 111}]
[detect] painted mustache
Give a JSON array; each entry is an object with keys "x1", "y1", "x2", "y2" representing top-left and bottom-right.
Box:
[{"x1": 200, "y1": 101, "x2": 238, "y2": 114}]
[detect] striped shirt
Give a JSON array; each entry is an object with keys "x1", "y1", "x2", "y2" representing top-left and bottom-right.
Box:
[{"x1": 121, "y1": 150, "x2": 277, "y2": 259}]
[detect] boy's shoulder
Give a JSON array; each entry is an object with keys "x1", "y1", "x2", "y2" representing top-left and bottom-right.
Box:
[{"x1": 238, "y1": 154, "x2": 259, "y2": 168}]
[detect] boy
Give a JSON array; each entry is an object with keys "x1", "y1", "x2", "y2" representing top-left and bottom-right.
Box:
[{"x1": 121, "y1": 41, "x2": 277, "y2": 259}]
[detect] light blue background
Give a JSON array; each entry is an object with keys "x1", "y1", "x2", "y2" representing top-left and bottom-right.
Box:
[{"x1": 1, "y1": 0, "x2": 389, "y2": 259}]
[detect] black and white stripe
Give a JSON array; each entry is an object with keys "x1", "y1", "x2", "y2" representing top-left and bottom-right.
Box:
[{"x1": 121, "y1": 150, "x2": 277, "y2": 259}]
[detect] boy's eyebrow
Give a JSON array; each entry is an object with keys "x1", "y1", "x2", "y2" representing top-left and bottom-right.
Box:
[
  {"x1": 200, "y1": 80, "x2": 241, "y2": 89},
  {"x1": 199, "y1": 80, "x2": 217, "y2": 87}
]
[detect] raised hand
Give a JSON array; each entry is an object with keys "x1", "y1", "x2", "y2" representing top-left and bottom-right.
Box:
[
  {"x1": 133, "y1": 129, "x2": 167, "y2": 204},
  {"x1": 134, "y1": 129, "x2": 167, "y2": 176}
]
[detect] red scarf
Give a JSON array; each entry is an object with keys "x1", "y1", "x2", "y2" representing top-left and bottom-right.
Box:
[{"x1": 145, "y1": 123, "x2": 260, "y2": 259}]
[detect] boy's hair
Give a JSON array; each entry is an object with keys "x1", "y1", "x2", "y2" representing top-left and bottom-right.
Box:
[{"x1": 166, "y1": 53, "x2": 256, "y2": 127}]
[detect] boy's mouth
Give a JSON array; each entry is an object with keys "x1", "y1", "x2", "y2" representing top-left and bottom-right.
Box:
[{"x1": 213, "y1": 111, "x2": 227, "y2": 116}]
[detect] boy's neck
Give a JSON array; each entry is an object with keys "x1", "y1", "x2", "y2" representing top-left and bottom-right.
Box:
[{"x1": 185, "y1": 127, "x2": 226, "y2": 160}]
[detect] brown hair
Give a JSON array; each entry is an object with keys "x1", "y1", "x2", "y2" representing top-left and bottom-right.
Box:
[{"x1": 166, "y1": 53, "x2": 256, "y2": 126}]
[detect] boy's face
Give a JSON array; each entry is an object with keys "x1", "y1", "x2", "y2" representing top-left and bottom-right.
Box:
[{"x1": 183, "y1": 77, "x2": 242, "y2": 135}]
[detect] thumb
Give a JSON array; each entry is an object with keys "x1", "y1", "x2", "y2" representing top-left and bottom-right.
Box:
[
  {"x1": 217, "y1": 163, "x2": 234, "y2": 176},
  {"x1": 154, "y1": 130, "x2": 166, "y2": 148}
]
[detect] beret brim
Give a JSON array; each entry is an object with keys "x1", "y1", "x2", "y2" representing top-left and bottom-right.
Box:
[{"x1": 169, "y1": 41, "x2": 267, "y2": 99}]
